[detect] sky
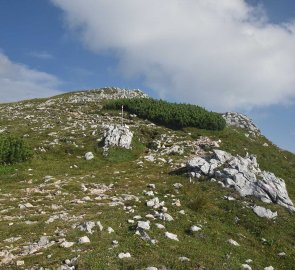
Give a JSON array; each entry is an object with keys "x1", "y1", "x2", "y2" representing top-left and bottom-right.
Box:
[{"x1": 0, "y1": 0, "x2": 295, "y2": 153}]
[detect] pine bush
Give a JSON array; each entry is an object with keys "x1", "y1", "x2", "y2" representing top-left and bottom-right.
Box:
[
  {"x1": 104, "y1": 98, "x2": 226, "y2": 130},
  {"x1": 0, "y1": 135, "x2": 32, "y2": 164}
]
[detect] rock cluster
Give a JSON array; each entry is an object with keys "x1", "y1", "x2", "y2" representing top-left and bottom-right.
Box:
[
  {"x1": 65, "y1": 87, "x2": 148, "y2": 104},
  {"x1": 103, "y1": 125, "x2": 133, "y2": 153},
  {"x1": 187, "y1": 149, "x2": 295, "y2": 211},
  {"x1": 222, "y1": 112, "x2": 260, "y2": 136}
]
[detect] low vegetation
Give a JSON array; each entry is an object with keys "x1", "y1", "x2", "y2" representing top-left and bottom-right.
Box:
[
  {"x1": 104, "y1": 98, "x2": 226, "y2": 130},
  {"x1": 0, "y1": 135, "x2": 32, "y2": 165}
]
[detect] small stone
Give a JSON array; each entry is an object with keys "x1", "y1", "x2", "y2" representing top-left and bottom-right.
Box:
[
  {"x1": 242, "y1": 264, "x2": 252, "y2": 270},
  {"x1": 60, "y1": 241, "x2": 74, "y2": 248},
  {"x1": 245, "y1": 259, "x2": 253, "y2": 264},
  {"x1": 145, "y1": 267, "x2": 158, "y2": 270},
  {"x1": 146, "y1": 197, "x2": 159, "y2": 207},
  {"x1": 155, "y1": 223, "x2": 165, "y2": 229},
  {"x1": 165, "y1": 232, "x2": 179, "y2": 241},
  {"x1": 190, "y1": 225, "x2": 202, "y2": 232},
  {"x1": 118, "y1": 252, "x2": 131, "y2": 259},
  {"x1": 278, "y1": 252, "x2": 286, "y2": 256},
  {"x1": 227, "y1": 239, "x2": 240, "y2": 246},
  {"x1": 16, "y1": 260, "x2": 25, "y2": 266},
  {"x1": 107, "y1": 227, "x2": 114, "y2": 234},
  {"x1": 112, "y1": 240, "x2": 119, "y2": 245},
  {"x1": 145, "y1": 214, "x2": 155, "y2": 219},
  {"x1": 173, "y1": 183, "x2": 183, "y2": 189},
  {"x1": 96, "y1": 221, "x2": 103, "y2": 231},
  {"x1": 78, "y1": 236, "x2": 90, "y2": 244},
  {"x1": 179, "y1": 256, "x2": 190, "y2": 261},
  {"x1": 264, "y1": 267, "x2": 274, "y2": 270},
  {"x1": 147, "y1": 184, "x2": 156, "y2": 189},
  {"x1": 144, "y1": 190, "x2": 154, "y2": 196},
  {"x1": 137, "y1": 221, "x2": 150, "y2": 230},
  {"x1": 85, "y1": 152, "x2": 94, "y2": 160},
  {"x1": 163, "y1": 213, "x2": 174, "y2": 221}
]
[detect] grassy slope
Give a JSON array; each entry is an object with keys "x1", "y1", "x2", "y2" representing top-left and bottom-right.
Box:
[{"x1": 0, "y1": 93, "x2": 294, "y2": 269}]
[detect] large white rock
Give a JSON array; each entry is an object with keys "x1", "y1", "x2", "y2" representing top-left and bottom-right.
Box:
[
  {"x1": 103, "y1": 125, "x2": 133, "y2": 152},
  {"x1": 186, "y1": 149, "x2": 295, "y2": 211}
]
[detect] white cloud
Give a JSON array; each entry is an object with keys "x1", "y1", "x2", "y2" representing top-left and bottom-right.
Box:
[
  {"x1": 51, "y1": 0, "x2": 295, "y2": 111},
  {"x1": 0, "y1": 52, "x2": 61, "y2": 103}
]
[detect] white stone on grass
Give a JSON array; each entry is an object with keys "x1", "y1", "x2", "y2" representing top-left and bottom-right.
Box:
[
  {"x1": 253, "y1": 206, "x2": 277, "y2": 219},
  {"x1": 146, "y1": 197, "x2": 159, "y2": 207},
  {"x1": 85, "y1": 152, "x2": 94, "y2": 160},
  {"x1": 107, "y1": 227, "x2": 114, "y2": 234},
  {"x1": 227, "y1": 239, "x2": 240, "y2": 246},
  {"x1": 190, "y1": 225, "x2": 202, "y2": 232},
  {"x1": 118, "y1": 252, "x2": 131, "y2": 259},
  {"x1": 60, "y1": 241, "x2": 74, "y2": 248},
  {"x1": 165, "y1": 232, "x2": 179, "y2": 241},
  {"x1": 155, "y1": 223, "x2": 165, "y2": 229},
  {"x1": 242, "y1": 264, "x2": 252, "y2": 270},
  {"x1": 137, "y1": 221, "x2": 150, "y2": 230},
  {"x1": 179, "y1": 256, "x2": 190, "y2": 261},
  {"x1": 78, "y1": 236, "x2": 90, "y2": 244}
]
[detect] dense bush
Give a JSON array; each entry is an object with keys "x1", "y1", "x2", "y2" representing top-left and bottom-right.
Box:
[
  {"x1": 0, "y1": 135, "x2": 32, "y2": 164},
  {"x1": 105, "y1": 98, "x2": 226, "y2": 130}
]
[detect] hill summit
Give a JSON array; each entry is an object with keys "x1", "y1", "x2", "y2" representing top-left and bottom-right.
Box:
[{"x1": 0, "y1": 87, "x2": 295, "y2": 270}]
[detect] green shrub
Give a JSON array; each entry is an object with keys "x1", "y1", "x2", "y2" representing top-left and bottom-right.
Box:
[
  {"x1": 104, "y1": 98, "x2": 226, "y2": 130},
  {"x1": 0, "y1": 135, "x2": 32, "y2": 164}
]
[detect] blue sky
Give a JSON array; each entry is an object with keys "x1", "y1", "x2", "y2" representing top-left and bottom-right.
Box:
[{"x1": 0, "y1": 0, "x2": 295, "y2": 153}]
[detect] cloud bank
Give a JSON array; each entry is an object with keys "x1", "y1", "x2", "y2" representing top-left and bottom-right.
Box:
[
  {"x1": 51, "y1": 0, "x2": 295, "y2": 111},
  {"x1": 0, "y1": 52, "x2": 61, "y2": 103}
]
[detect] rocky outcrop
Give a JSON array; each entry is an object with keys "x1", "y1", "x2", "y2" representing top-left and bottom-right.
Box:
[
  {"x1": 103, "y1": 125, "x2": 133, "y2": 153},
  {"x1": 186, "y1": 149, "x2": 295, "y2": 211},
  {"x1": 65, "y1": 87, "x2": 148, "y2": 104},
  {"x1": 222, "y1": 112, "x2": 260, "y2": 136}
]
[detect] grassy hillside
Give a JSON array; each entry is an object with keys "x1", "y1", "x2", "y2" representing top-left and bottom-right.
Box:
[{"x1": 0, "y1": 88, "x2": 294, "y2": 270}]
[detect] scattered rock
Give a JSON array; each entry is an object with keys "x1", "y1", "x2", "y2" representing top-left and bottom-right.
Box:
[
  {"x1": 85, "y1": 152, "x2": 94, "y2": 160},
  {"x1": 77, "y1": 221, "x2": 96, "y2": 234},
  {"x1": 179, "y1": 256, "x2": 190, "y2": 262},
  {"x1": 60, "y1": 241, "x2": 75, "y2": 248},
  {"x1": 78, "y1": 236, "x2": 90, "y2": 244},
  {"x1": 190, "y1": 225, "x2": 202, "y2": 232},
  {"x1": 253, "y1": 206, "x2": 277, "y2": 219},
  {"x1": 107, "y1": 227, "x2": 114, "y2": 234},
  {"x1": 137, "y1": 221, "x2": 150, "y2": 231},
  {"x1": 165, "y1": 232, "x2": 179, "y2": 241},
  {"x1": 264, "y1": 267, "x2": 274, "y2": 270},
  {"x1": 155, "y1": 223, "x2": 165, "y2": 229},
  {"x1": 118, "y1": 252, "x2": 131, "y2": 259},
  {"x1": 16, "y1": 260, "x2": 25, "y2": 266},
  {"x1": 227, "y1": 239, "x2": 240, "y2": 246}
]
